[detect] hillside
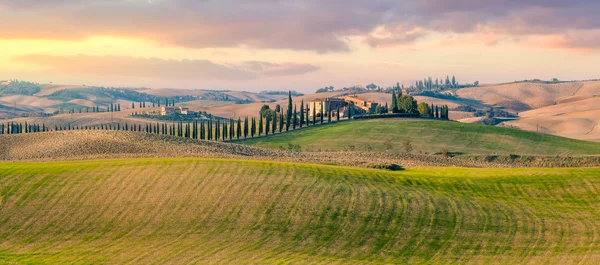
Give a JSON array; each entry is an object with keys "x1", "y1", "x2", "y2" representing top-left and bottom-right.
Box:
[
  {"x1": 1, "y1": 158, "x2": 600, "y2": 264},
  {"x1": 0, "y1": 130, "x2": 281, "y2": 161},
  {"x1": 455, "y1": 80, "x2": 600, "y2": 141},
  {"x1": 456, "y1": 81, "x2": 600, "y2": 112},
  {"x1": 240, "y1": 119, "x2": 600, "y2": 155}
]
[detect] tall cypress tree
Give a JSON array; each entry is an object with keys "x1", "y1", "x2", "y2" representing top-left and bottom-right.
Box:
[
  {"x1": 265, "y1": 116, "x2": 270, "y2": 136},
  {"x1": 293, "y1": 105, "x2": 297, "y2": 130},
  {"x1": 259, "y1": 113, "x2": 263, "y2": 136},
  {"x1": 320, "y1": 103, "x2": 324, "y2": 124},
  {"x1": 348, "y1": 102, "x2": 354, "y2": 119},
  {"x1": 244, "y1": 117, "x2": 248, "y2": 138},
  {"x1": 327, "y1": 105, "x2": 332, "y2": 123},
  {"x1": 312, "y1": 103, "x2": 316, "y2": 125},
  {"x1": 200, "y1": 121, "x2": 205, "y2": 140},
  {"x1": 286, "y1": 91, "x2": 293, "y2": 131},
  {"x1": 237, "y1": 117, "x2": 242, "y2": 139},
  {"x1": 278, "y1": 112, "x2": 283, "y2": 133},
  {"x1": 337, "y1": 107, "x2": 340, "y2": 121},
  {"x1": 391, "y1": 90, "x2": 398, "y2": 113},
  {"x1": 230, "y1": 118, "x2": 234, "y2": 139},
  {"x1": 223, "y1": 121, "x2": 227, "y2": 140},
  {"x1": 251, "y1": 117, "x2": 255, "y2": 137},
  {"x1": 272, "y1": 113, "x2": 277, "y2": 134},
  {"x1": 299, "y1": 100, "x2": 304, "y2": 128}
]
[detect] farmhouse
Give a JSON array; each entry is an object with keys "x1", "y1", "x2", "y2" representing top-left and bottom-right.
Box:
[
  {"x1": 160, "y1": 106, "x2": 195, "y2": 116},
  {"x1": 309, "y1": 95, "x2": 379, "y2": 118},
  {"x1": 342, "y1": 95, "x2": 378, "y2": 114}
]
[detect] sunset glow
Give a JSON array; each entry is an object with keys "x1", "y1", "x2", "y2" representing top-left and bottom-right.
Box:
[{"x1": 1, "y1": 0, "x2": 599, "y2": 91}]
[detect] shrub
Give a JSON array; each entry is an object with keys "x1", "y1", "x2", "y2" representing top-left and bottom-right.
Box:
[{"x1": 368, "y1": 163, "x2": 405, "y2": 171}]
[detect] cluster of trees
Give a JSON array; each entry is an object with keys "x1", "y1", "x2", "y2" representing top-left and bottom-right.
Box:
[
  {"x1": 0, "y1": 80, "x2": 42, "y2": 95},
  {"x1": 316, "y1": 86, "x2": 335, "y2": 93},
  {"x1": 388, "y1": 90, "x2": 449, "y2": 119},
  {"x1": 417, "y1": 103, "x2": 450, "y2": 119},
  {"x1": 323, "y1": 76, "x2": 479, "y2": 96},
  {"x1": 258, "y1": 92, "x2": 346, "y2": 135},
  {"x1": 390, "y1": 90, "x2": 418, "y2": 114},
  {"x1": 260, "y1": 90, "x2": 303, "y2": 96}
]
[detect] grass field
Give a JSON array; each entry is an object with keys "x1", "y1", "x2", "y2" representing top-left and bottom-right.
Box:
[
  {"x1": 240, "y1": 119, "x2": 600, "y2": 155},
  {"x1": 1, "y1": 158, "x2": 600, "y2": 264}
]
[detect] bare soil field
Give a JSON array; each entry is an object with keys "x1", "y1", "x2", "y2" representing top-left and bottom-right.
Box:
[
  {"x1": 0, "y1": 95, "x2": 60, "y2": 109},
  {"x1": 457, "y1": 81, "x2": 600, "y2": 112}
]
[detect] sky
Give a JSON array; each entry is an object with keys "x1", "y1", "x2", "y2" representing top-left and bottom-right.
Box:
[{"x1": 1, "y1": 0, "x2": 599, "y2": 92}]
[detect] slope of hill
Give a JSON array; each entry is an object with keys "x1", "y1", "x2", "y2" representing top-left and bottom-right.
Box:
[
  {"x1": 1, "y1": 158, "x2": 600, "y2": 264},
  {"x1": 453, "y1": 80, "x2": 600, "y2": 141},
  {"x1": 0, "y1": 130, "x2": 280, "y2": 161},
  {"x1": 240, "y1": 119, "x2": 600, "y2": 155},
  {"x1": 456, "y1": 81, "x2": 600, "y2": 112}
]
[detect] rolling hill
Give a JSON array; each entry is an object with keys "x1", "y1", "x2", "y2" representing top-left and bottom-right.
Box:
[
  {"x1": 1, "y1": 158, "x2": 600, "y2": 264},
  {"x1": 455, "y1": 80, "x2": 600, "y2": 141},
  {"x1": 240, "y1": 119, "x2": 600, "y2": 155}
]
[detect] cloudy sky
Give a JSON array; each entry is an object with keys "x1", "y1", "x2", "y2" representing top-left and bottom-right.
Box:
[{"x1": 1, "y1": 0, "x2": 599, "y2": 92}]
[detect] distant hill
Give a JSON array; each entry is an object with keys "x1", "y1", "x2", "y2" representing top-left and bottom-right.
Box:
[{"x1": 455, "y1": 80, "x2": 600, "y2": 141}]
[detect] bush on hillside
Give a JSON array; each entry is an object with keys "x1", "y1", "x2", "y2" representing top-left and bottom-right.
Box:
[{"x1": 368, "y1": 163, "x2": 405, "y2": 171}]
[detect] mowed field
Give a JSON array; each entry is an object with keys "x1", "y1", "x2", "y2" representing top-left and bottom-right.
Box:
[
  {"x1": 1, "y1": 158, "x2": 600, "y2": 264},
  {"x1": 241, "y1": 119, "x2": 600, "y2": 155}
]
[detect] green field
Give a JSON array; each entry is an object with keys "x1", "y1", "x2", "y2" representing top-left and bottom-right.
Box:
[
  {"x1": 2, "y1": 158, "x2": 600, "y2": 264},
  {"x1": 240, "y1": 119, "x2": 600, "y2": 155}
]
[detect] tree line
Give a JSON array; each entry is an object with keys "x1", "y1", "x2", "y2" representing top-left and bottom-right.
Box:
[{"x1": 1, "y1": 91, "x2": 450, "y2": 139}]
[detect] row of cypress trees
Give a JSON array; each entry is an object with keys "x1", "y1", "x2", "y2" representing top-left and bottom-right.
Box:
[{"x1": 131, "y1": 98, "x2": 177, "y2": 109}]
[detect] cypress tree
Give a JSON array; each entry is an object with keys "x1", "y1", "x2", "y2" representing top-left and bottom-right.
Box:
[
  {"x1": 300, "y1": 100, "x2": 304, "y2": 128},
  {"x1": 391, "y1": 90, "x2": 398, "y2": 113},
  {"x1": 293, "y1": 105, "x2": 297, "y2": 130},
  {"x1": 216, "y1": 120, "x2": 221, "y2": 140},
  {"x1": 327, "y1": 105, "x2": 332, "y2": 123},
  {"x1": 337, "y1": 107, "x2": 340, "y2": 121},
  {"x1": 259, "y1": 113, "x2": 263, "y2": 136},
  {"x1": 312, "y1": 103, "x2": 316, "y2": 125},
  {"x1": 200, "y1": 121, "x2": 205, "y2": 140},
  {"x1": 237, "y1": 117, "x2": 242, "y2": 139},
  {"x1": 286, "y1": 91, "x2": 293, "y2": 131},
  {"x1": 430, "y1": 103, "x2": 435, "y2": 117},
  {"x1": 132, "y1": 102, "x2": 135, "y2": 109},
  {"x1": 306, "y1": 104, "x2": 310, "y2": 127},
  {"x1": 229, "y1": 119, "x2": 234, "y2": 139},
  {"x1": 435, "y1": 105, "x2": 439, "y2": 118},
  {"x1": 272, "y1": 113, "x2": 277, "y2": 134},
  {"x1": 208, "y1": 120, "x2": 212, "y2": 140},
  {"x1": 244, "y1": 117, "x2": 248, "y2": 138},
  {"x1": 278, "y1": 112, "x2": 283, "y2": 133},
  {"x1": 251, "y1": 117, "x2": 256, "y2": 138},
  {"x1": 320, "y1": 103, "x2": 324, "y2": 124},
  {"x1": 348, "y1": 102, "x2": 354, "y2": 119},
  {"x1": 265, "y1": 116, "x2": 270, "y2": 136}
]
